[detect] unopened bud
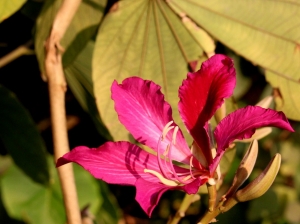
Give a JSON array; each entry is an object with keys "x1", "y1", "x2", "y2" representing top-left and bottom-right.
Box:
[
  {"x1": 256, "y1": 96, "x2": 273, "y2": 109},
  {"x1": 236, "y1": 127, "x2": 272, "y2": 143},
  {"x1": 235, "y1": 153, "x2": 281, "y2": 202},
  {"x1": 224, "y1": 140, "x2": 258, "y2": 199}
]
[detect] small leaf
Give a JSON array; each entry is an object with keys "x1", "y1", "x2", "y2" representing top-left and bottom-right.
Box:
[
  {"x1": 0, "y1": 85, "x2": 49, "y2": 185},
  {"x1": 93, "y1": 0, "x2": 204, "y2": 143},
  {"x1": 0, "y1": 0, "x2": 26, "y2": 22}
]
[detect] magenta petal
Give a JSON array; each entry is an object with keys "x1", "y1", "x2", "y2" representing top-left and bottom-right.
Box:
[
  {"x1": 112, "y1": 77, "x2": 191, "y2": 163},
  {"x1": 182, "y1": 178, "x2": 207, "y2": 194},
  {"x1": 178, "y1": 54, "x2": 236, "y2": 163},
  {"x1": 135, "y1": 178, "x2": 171, "y2": 217},
  {"x1": 57, "y1": 141, "x2": 161, "y2": 185},
  {"x1": 211, "y1": 106, "x2": 294, "y2": 172}
]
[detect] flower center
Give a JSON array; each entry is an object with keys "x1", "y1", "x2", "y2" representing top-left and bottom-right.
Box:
[{"x1": 144, "y1": 121, "x2": 199, "y2": 186}]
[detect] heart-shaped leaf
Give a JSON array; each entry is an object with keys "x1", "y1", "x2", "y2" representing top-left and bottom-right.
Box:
[{"x1": 93, "y1": 0, "x2": 204, "y2": 142}]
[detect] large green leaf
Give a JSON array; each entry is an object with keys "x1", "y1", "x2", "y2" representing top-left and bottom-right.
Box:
[
  {"x1": 0, "y1": 0, "x2": 26, "y2": 22},
  {"x1": 0, "y1": 85, "x2": 49, "y2": 185},
  {"x1": 64, "y1": 41, "x2": 112, "y2": 140},
  {"x1": 35, "y1": 0, "x2": 107, "y2": 74},
  {"x1": 1, "y1": 157, "x2": 102, "y2": 224},
  {"x1": 93, "y1": 0, "x2": 204, "y2": 142},
  {"x1": 169, "y1": 0, "x2": 300, "y2": 120}
]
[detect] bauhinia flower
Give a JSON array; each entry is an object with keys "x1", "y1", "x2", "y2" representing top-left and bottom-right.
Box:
[{"x1": 56, "y1": 54, "x2": 294, "y2": 216}]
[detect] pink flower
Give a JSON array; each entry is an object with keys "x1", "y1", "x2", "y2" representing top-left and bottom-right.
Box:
[{"x1": 56, "y1": 54, "x2": 294, "y2": 217}]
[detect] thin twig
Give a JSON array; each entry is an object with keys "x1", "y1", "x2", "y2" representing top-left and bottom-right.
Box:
[{"x1": 0, "y1": 40, "x2": 34, "y2": 68}]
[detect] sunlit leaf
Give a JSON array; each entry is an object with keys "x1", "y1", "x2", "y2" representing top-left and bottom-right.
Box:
[
  {"x1": 1, "y1": 157, "x2": 102, "y2": 224},
  {"x1": 0, "y1": 0, "x2": 26, "y2": 22},
  {"x1": 64, "y1": 41, "x2": 112, "y2": 140},
  {"x1": 266, "y1": 70, "x2": 300, "y2": 121},
  {"x1": 0, "y1": 85, "x2": 49, "y2": 185},
  {"x1": 170, "y1": 0, "x2": 300, "y2": 120},
  {"x1": 93, "y1": 0, "x2": 203, "y2": 142},
  {"x1": 35, "y1": 0, "x2": 107, "y2": 74}
]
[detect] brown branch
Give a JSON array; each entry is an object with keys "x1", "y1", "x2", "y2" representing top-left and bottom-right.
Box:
[{"x1": 45, "y1": 0, "x2": 82, "y2": 223}]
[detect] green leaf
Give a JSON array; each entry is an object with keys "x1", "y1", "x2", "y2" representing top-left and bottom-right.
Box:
[
  {"x1": 0, "y1": 85, "x2": 49, "y2": 185},
  {"x1": 35, "y1": 0, "x2": 107, "y2": 73},
  {"x1": 1, "y1": 157, "x2": 102, "y2": 224},
  {"x1": 266, "y1": 70, "x2": 300, "y2": 120},
  {"x1": 95, "y1": 181, "x2": 121, "y2": 224},
  {"x1": 64, "y1": 41, "x2": 112, "y2": 140},
  {"x1": 170, "y1": 0, "x2": 300, "y2": 120},
  {"x1": 93, "y1": 0, "x2": 203, "y2": 142},
  {"x1": 0, "y1": 0, "x2": 26, "y2": 22}
]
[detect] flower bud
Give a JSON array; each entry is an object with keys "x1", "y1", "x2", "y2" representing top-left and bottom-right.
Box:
[
  {"x1": 256, "y1": 96, "x2": 273, "y2": 109},
  {"x1": 224, "y1": 140, "x2": 258, "y2": 199},
  {"x1": 236, "y1": 127, "x2": 272, "y2": 143},
  {"x1": 235, "y1": 153, "x2": 281, "y2": 202}
]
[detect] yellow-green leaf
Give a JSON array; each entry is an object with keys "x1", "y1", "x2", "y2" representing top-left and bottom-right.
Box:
[
  {"x1": 171, "y1": 0, "x2": 300, "y2": 120},
  {"x1": 93, "y1": 0, "x2": 203, "y2": 142}
]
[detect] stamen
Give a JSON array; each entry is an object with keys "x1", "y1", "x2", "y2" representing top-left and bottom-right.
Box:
[
  {"x1": 167, "y1": 138, "x2": 189, "y2": 184},
  {"x1": 163, "y1": 144, "x2": 174, "y2": 175},
  {"x1": 144, "y1": 169, "x2": 179, "y2": 186},
  {"x1": 172, "y1": 126, "x2": 179, "y2": 145},
  {"x1": 162, "y1": 121, "x2": 174, "y2": 141},
  {"x1": 183, "y1": 175, "x2": 193, "y2": 181},
  {"x1": 189, "y1": 156, "x2": 196, "y2": 179},
  {"x1": 156, "y1": 139, "x2": 171, "y2": 179}
]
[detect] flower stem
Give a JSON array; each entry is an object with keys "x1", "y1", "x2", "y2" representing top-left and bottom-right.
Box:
[
  {"x1": 198, "y1": 208, "x2": 220, "y2": 224},
  {"x1": 169, "y1": 194, "x2": 200, "y2": 224},
  {"x1": 207, "y1": 183, "x2": 217, "y2": 211}
]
